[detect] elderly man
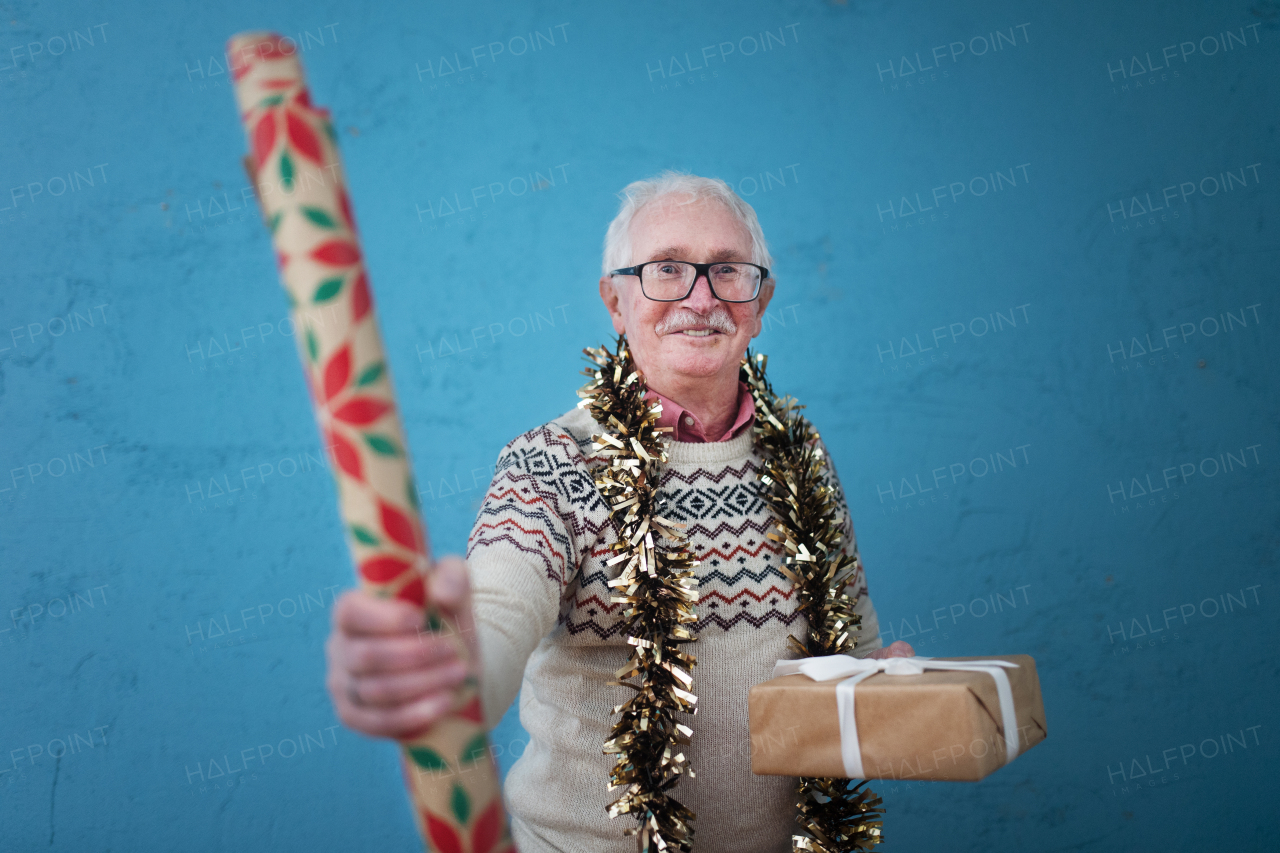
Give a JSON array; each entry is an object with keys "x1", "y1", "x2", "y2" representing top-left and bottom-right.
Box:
[{"x1": 325, "y1": 172, "x2": 912, "y2": 852}]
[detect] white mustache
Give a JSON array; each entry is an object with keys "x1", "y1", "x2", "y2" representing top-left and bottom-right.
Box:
[{"x1": 655, "y1": 307, "x2": 738, "y2": 335}]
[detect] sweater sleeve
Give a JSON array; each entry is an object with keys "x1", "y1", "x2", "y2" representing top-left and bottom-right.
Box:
[
  {"x1": 815, "y1": 437, "x2": 884, "y2": 659},
  {"x1": 465, "y1": 422, "x2": 604, "y2": 729}
]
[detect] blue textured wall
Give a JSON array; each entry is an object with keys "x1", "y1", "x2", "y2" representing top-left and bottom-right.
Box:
[{"x1": 1, "y1": 0, "x2": 1277, "y2": 850}]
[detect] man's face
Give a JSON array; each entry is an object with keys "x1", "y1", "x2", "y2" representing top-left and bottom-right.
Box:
[{"x1": 598, "y1": 195, "x2": 774, "y2": 388}]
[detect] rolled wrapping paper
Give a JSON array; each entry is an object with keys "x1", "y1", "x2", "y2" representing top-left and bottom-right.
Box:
[{"x1": 227, "y1": 32, "x2": 514, "y2": 853}]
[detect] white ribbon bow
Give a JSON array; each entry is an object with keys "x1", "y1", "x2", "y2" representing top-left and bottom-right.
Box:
[{"x1": 771, "y1": 655, "x2": 1021, "y2": 779}]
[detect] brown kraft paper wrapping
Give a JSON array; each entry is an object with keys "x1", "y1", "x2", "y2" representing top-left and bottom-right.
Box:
[{"x1": 749, "y1": 655, "x2": 1047, "y2": 782}]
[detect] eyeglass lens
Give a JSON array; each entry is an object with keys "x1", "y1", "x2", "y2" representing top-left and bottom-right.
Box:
[{"x1": 640, "y1": 262, "x2": 761, "y2": 301}]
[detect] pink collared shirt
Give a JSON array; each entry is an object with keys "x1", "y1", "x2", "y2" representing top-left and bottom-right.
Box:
[{"x1": 647, "y1": 380, "x2": 756, "y2": 443}]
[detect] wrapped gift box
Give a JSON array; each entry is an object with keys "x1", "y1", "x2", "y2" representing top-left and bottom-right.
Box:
[{"x1": 748, "y1": 655, "x2": 1047, "y2": 782}]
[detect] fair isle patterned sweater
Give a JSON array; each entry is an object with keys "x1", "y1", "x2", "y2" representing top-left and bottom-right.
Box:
[{"x1": 466, "y1": 404, "x2": 883, "y2": 853}]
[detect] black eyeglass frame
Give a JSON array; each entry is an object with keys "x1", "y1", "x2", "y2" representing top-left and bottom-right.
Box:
[{"x1": 609, "y1": 260, "x2": 770, "y2": 303}]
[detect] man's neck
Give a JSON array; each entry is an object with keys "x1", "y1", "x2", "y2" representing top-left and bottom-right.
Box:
[{"x1": 644, "y1": 368, "x2": 741, "y2": 441}]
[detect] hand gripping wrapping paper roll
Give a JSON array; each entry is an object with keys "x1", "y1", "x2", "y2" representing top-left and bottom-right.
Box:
[{"x1": 226, "y1": 32, "x2": 514, "y2": 853}]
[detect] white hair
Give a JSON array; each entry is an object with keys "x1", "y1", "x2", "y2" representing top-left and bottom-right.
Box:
[{"x1": 601, "y1": 170, "x2": 775, "y2": 276}]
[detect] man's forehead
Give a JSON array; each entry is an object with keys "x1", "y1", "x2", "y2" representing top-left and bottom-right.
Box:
[{"x1": 628, "y1": 195, "x2": 754, "y2": 262}]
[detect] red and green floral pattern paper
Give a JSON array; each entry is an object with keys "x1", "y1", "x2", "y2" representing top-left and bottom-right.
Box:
[{"x1": 227, "y1": 32, "x2": 514, "y2": 853}]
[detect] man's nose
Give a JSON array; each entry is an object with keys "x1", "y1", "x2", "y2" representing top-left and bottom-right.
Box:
[{"x1": 681, "y1": 272, "x2": 721, "y2": 313}]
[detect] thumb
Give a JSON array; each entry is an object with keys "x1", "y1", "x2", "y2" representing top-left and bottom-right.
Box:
[
  {"x1": 888, "y1": 640, "x2": 914, "y2": 658},
  {"x1": 426, "y1": 555, "x2": 479, "y2": 666},
  {"x1": 428, "y1": 555, "x2": 472, "y2": 613}
]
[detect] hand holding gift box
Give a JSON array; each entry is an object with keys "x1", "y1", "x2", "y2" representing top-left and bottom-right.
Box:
[{"x1": 749, "y1": 655, "x2": 1047, "y2": 782}]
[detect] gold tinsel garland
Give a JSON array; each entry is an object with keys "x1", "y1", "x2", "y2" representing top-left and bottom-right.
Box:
[
  {"x1": 741, "y1": 351, "x2": 885, "y2": 853},
  {"x1": 578, "y1": 337, "x2": 884, "y2": 853},
  {"x1": 579, "y1": 335, "x2": 701, "y2": 853}
]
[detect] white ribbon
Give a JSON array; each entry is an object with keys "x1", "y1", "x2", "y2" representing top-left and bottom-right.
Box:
[{"x1": 772, "y1": 655, "x2": 1021, "y2": 779}]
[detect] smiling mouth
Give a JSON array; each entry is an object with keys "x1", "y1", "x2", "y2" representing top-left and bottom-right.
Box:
[{"x1": 665, "y1": 324, "x2": 728, "y2": 338}]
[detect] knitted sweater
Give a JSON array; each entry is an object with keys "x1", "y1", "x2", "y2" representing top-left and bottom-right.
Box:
[{"x1": 466, "y1": 404, "x2": 883, "y2": 853}]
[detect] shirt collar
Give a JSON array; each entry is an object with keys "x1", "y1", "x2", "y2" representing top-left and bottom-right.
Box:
[{"x1": 647, "y1": 381, "x2": 756, "y2": 443}]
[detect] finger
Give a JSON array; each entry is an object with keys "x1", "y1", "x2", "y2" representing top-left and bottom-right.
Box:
[
  {"x1": 888, "y1": 640, "x2": 914, "y2": 658},
  {"x1": 352, "y1": 660, "x2": 471, "y2": 708},
  {"x1": 425, "y1": 556, "x2": 479, "y2": 660},
  {"x1": 334, "y1": 686, "x2": 459, "y2": 740},
  {"x1": 334, "y1": 589, "x2": 424, "y2": 637},
  {"x1": 338, "y1": 633, "x2": 459, "y2": 676},
  {"x1": 428, "y1": 556, "x2": 471, "y2": 612}
]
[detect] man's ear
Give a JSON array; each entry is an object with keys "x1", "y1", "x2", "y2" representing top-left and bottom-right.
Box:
[
  {"x1": 599, "y1": 276, "x2": 627, "y2": 334},
  {"x1": 751, "y1": 278, "x2": 776, "y2": 338}
]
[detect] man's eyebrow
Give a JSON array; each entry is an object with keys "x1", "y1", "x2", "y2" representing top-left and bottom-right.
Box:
[{"x1": 643, "y1": 246, "x2": 748, "y2": 261}]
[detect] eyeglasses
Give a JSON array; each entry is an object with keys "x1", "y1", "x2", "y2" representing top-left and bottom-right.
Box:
[{"x1": 609, "y1": 260, "x2": 769, "y2": 303}]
